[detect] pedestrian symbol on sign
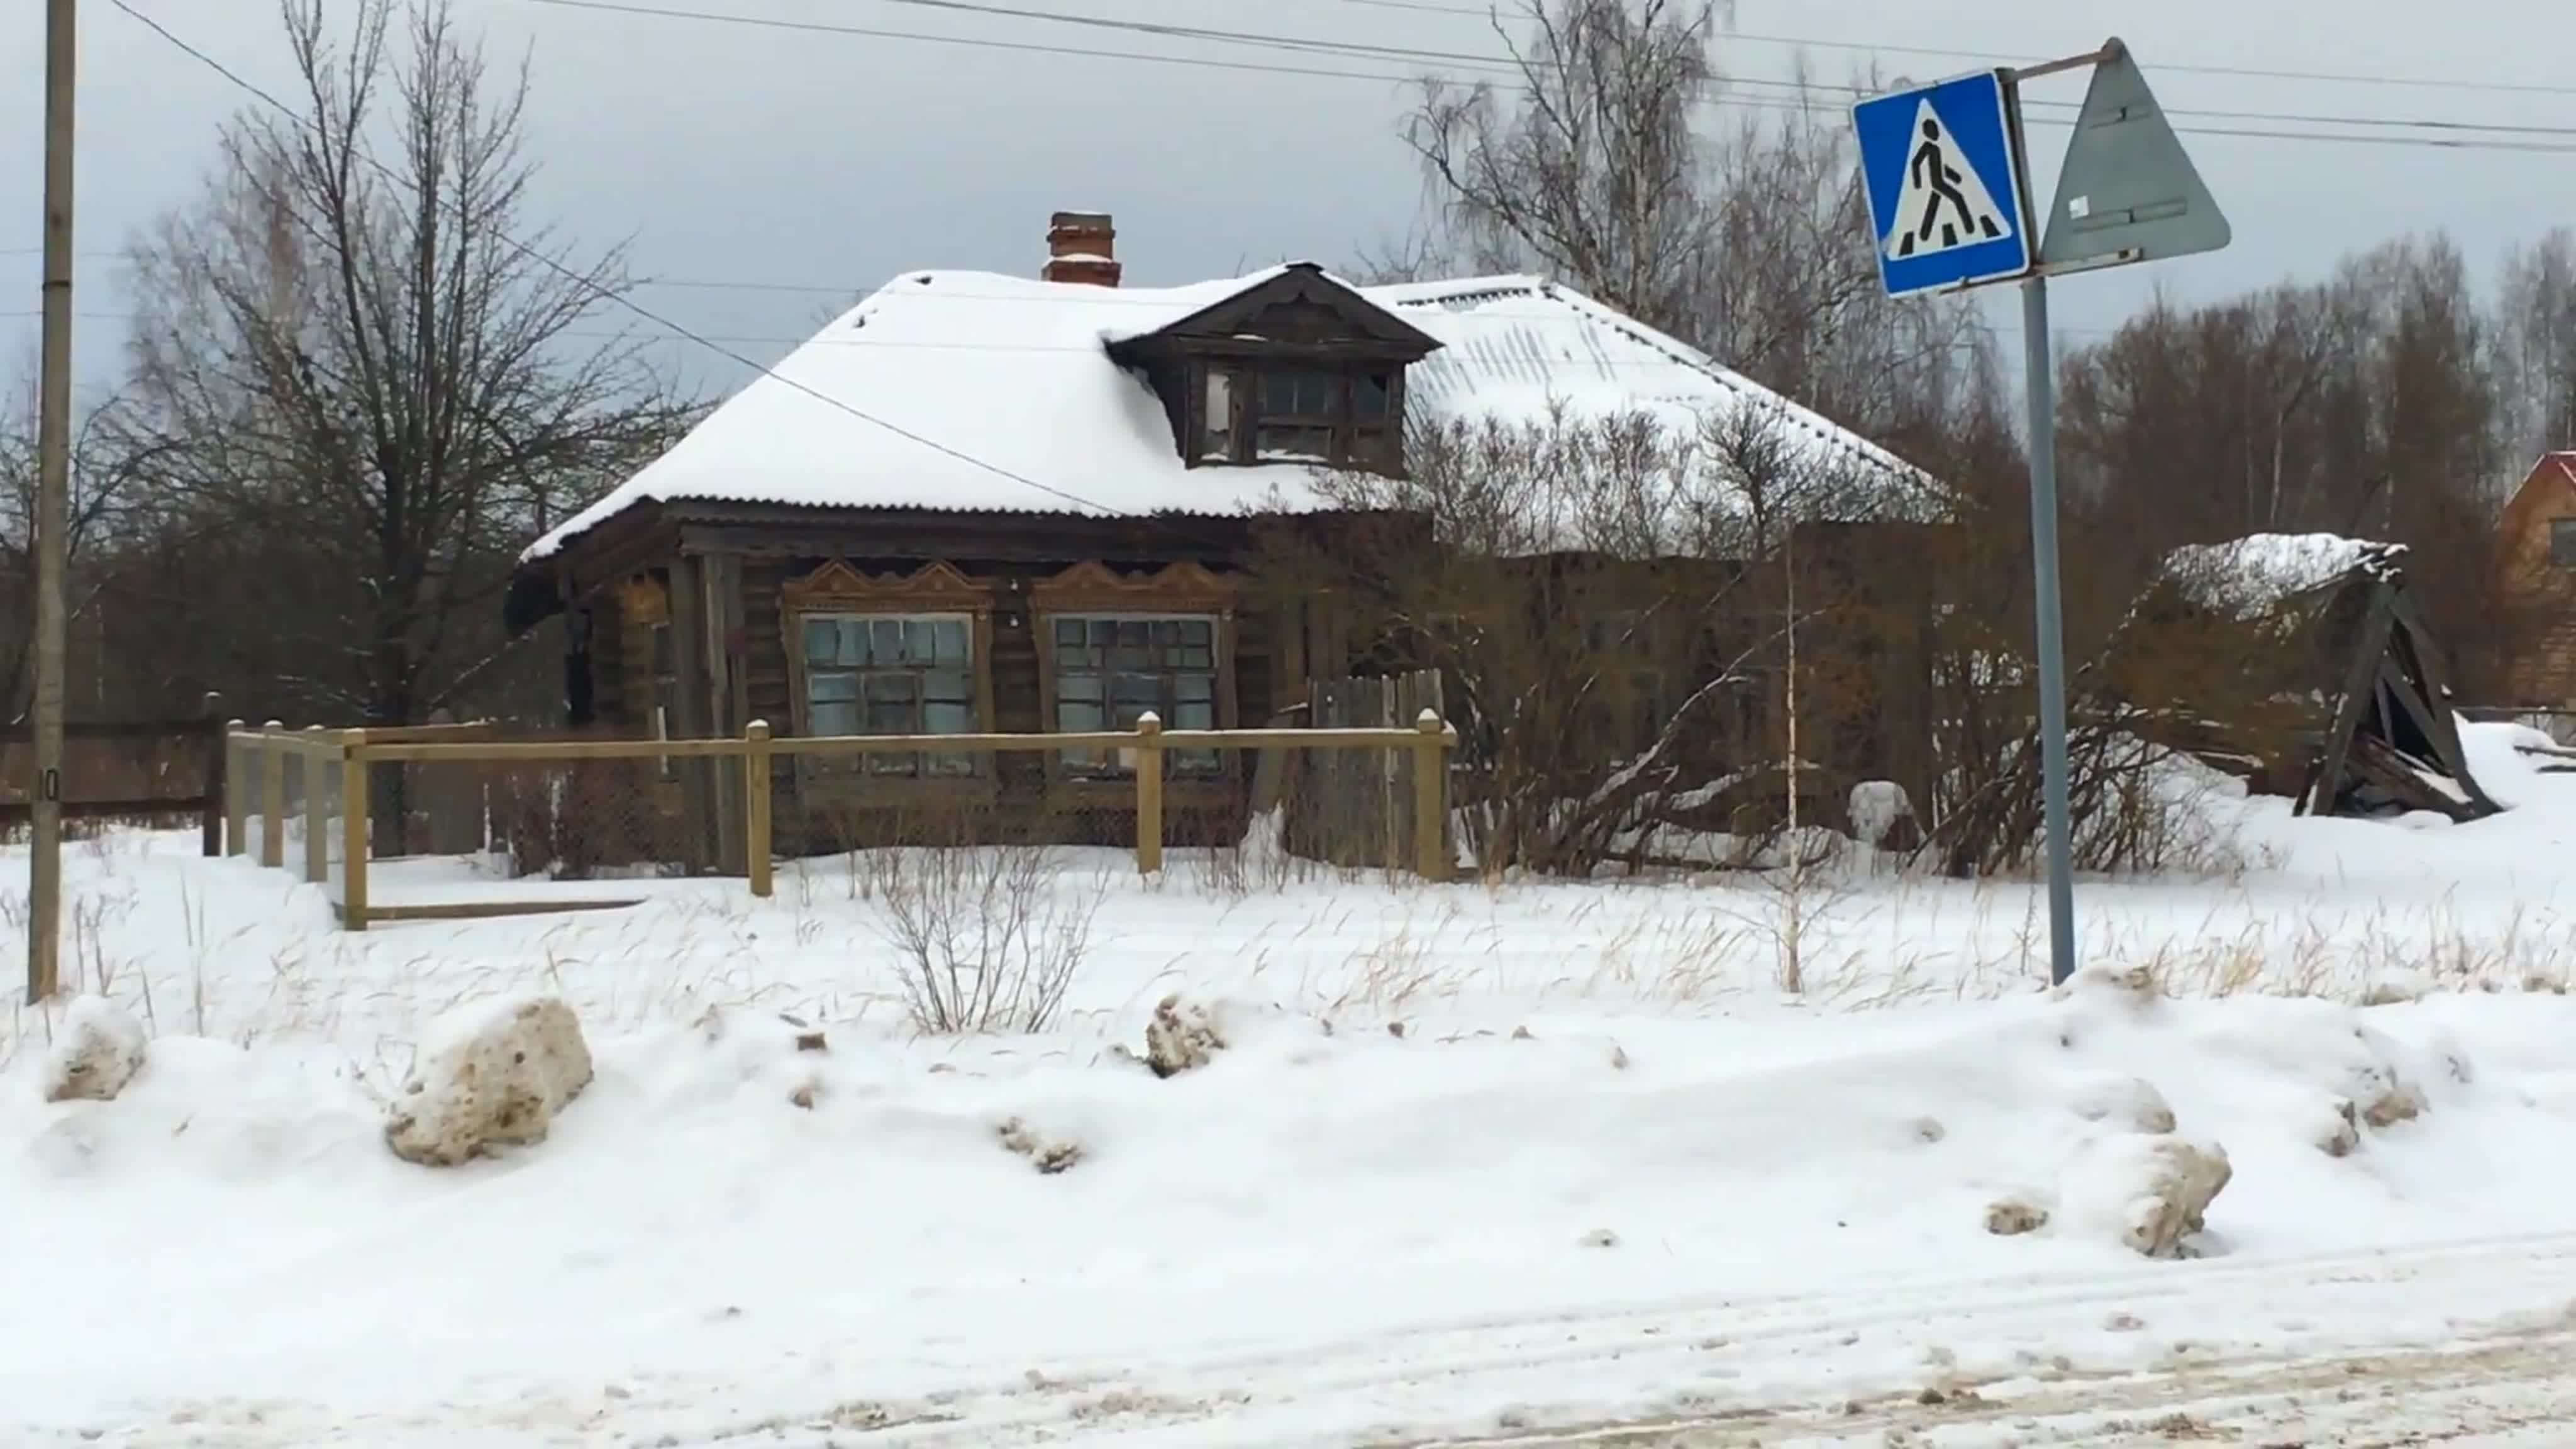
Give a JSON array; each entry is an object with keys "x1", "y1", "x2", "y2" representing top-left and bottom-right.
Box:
[{"x1": 1884, "y1": 101, "x2": 2012, "y2": 260}]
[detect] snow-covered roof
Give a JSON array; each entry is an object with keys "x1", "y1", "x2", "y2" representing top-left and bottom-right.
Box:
[
  {"x1": 523, "y1": 265, "x2": 1931, "y2": 563},
  {"x1": 2160, "y1": 533, "x2": 2407, "y2": 619},
  {"x1": 1368, "y1": 275, "x2": 1929, "y2": 499}
]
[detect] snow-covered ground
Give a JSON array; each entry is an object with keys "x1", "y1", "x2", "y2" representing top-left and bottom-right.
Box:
[{"x1": 4, "y1": 723, "x2": 2575, "y2": 1447}]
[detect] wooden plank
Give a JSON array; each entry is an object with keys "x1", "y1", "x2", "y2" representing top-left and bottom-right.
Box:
[
  {"x1": 0, "y1": 718, "x2": 219, "y2": 743},
  {"x1": 2304, "y1": 586, "x2": 2394, "y2": 816},
  {"x1": 360, "y1": 897, "x2": 645, "y2": 924},
  {"x1": 669, "y1": 553, "x2": 717, "y2": 874},
  {"x1": 345, "y1": 727, "x2": 1437, "y2": 764},
  {"x1": 745, "y1": 721, "x2": 774, "y2": 898},
  {"x1": 341, "y1": 748, "x2": 372, "y2": 932},
  {"x1": 199, "y1": 694, "x2": 226, "y2": 858},
  {"x1": 1135, "y1": 714, "x2": 1165, "y2": 874},
  {"x1": 1, "y1": 795, "x2": 212, "y2": 824}
]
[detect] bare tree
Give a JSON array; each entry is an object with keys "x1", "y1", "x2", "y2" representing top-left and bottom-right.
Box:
[
  {"x1": 1259, "y1": 400, "x2": 1899, "y2": 877},
  {"x1": 113, "y1": 0, "x2": 698, "y2": 731},
  {"x1": 0, "y1": 382, "x2": 169, "y2": 719},
  {"x1": 1397, "y1": 0, "x2": 1984, "y2": 439}
]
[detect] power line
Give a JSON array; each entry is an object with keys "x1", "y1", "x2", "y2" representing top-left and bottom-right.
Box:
[
  {"x1": 2, "y1": 306, "x2": 2128, "y2": 345},
  {"x1": 103, "y1": 0, "x2": 1138, "y2": 523},
  {"x1": 1282, "y1": 0, "x2": 2575, "y2": 98},
  {"x1": 508, "y1": 0, "x2": 2576, "y2": 152}
]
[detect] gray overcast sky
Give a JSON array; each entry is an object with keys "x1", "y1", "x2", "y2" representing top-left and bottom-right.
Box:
[{"x1": 5, "y1": 0, "x2": 2572, "y2": 399}]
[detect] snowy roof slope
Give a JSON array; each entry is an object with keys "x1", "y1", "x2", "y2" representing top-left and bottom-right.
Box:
[
  {"x1": 1370, "y1": 276, "x2": 1928, "y2": 496},
  {"x1": 2160, "y1": 533, "x2": 2407, "y2": 619},
  {"x1": 524, "y1": 267, "x2": 1933, "y2": 563},
  {"x1": 525, "y1": 267, "x2": 1335, "y2": 560}
]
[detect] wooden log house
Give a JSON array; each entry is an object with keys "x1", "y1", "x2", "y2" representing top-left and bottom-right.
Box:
[{"x1": 501, "y1": 212, "x2": 1940, "y2": 862}]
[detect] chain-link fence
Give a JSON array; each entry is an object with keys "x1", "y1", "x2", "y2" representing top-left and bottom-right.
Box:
[{"x1": 222, "y1": 713, "x2": 1458, "y2": 927}]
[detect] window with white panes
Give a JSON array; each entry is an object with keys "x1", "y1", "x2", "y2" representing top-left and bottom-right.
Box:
[
  {"x1": 799, "y1": 613, "x2": 979, "y2": 775},
  {"x1": 1048, "y1": 614, "x2": 1222, "y2": 777}
]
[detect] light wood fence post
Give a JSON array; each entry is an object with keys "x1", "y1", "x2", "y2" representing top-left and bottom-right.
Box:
[
  {"x1": 303, "y1": 726, "x2": 330, "y2": 884},
  {"x1": 223, "y1": 720, "x2": 248, "y2": 857},
  {"x1": 341, "y1": 736, "x2": 371, "y2": 931},
  {"x1": 197, "y1": 692, "x2": 225, "y2": 858},
  {"x1": 1413, "y1": 709, "x2": 1450, "y2": 882},
  {"x1": 259, "y1": 720, "x2": 286, "y2": 869},
  {"x1": 1133, "y1": 712, "x2": 1164, "y2": 875},
  {"x1": 745, "y1": 720, "x2": 774, "y2": 899}
]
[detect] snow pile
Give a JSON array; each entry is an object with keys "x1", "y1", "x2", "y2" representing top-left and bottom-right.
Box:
[
  {"x1": 383, "y1": 994, "x2": 595, "y2": 1167},
  {"x1": 38, "y1": 994, "x2": 148, "y2": 1103},
  {"x1": 6, "y1": 972, "x2": 2573, "y2": 1445},
  {"x1": 2160, "y1": 531, "x2": 2406, "y2": 618}
]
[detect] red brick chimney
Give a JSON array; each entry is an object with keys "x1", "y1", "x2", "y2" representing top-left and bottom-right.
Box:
[{"x1": 1043, "y1": 210, "x2": 1121, "y2": 287}]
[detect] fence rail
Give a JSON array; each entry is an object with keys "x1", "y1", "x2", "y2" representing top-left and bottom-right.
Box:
[
  {"x1": 225, "y1": 711, "x2": 1457, "y2": 929},
  {"x1": 1, "y1": 692, "x2": 228, "y2": 855}
]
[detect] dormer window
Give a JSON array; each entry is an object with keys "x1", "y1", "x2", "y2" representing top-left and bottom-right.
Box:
[
  {"x1": 1187, "y1": 362, "x2": 1407, "y2": 470},
  {"x1": 1257, "y1": 369, "x2": 1338, "y2": 461},
  {"x1": 1107, "y1": 263, "x2": 1439, "y2": 476}
]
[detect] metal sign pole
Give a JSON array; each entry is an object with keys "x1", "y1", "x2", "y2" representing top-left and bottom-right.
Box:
[
  {"x1": 2017, "y1": 272, "x2": 2077, "y2": 985},
  {"x1": 1852, "y1": 37, "x2": 2229, "y2": 991}
]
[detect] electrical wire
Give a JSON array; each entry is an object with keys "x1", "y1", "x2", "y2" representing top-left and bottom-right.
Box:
[
  {"x1": 1281, "y1": 0, "x2": 2573, "y2": 99},
  {"x1": 511, "y1": 0, "x2": 2576, "y2": 150}
]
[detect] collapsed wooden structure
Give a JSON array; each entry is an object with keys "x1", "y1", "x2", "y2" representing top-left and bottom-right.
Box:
[{"x1": 2101, "y1": 535, "x2": 2502, "y2": 823}]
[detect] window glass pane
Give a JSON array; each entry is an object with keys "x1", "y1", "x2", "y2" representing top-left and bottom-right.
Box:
[
  {"x1": 904, "y1": 618, "x2": 936, "y2": 664},
  {"x1": 923, "y1": 700, "x2": 973, "y2": 735},
  {"x1": 810, "y1": 699, "x2": 860, "y2": 736},
  {"x1": 1174, "y1": 698, "x2": 1216, "y2": 730},
  {"x1": 808, "y1": 671, "x2": 860, "y2": 702},
  {"x1": 869, "y1": 618, "x2": 904, "y2": 666},
  {"x1": 933, "y1": 618, "x2": 970, "y2": 664},
  {"x1": 801, "y1": 618, "x2": 835, "y2": 666},
  {"x1": 924, "y1": 669, "x2": 974, "y2": 704},
  {"x1": 1055, "y1": 674, "x2": 1103, "y2": 704},
  {"x1": 1059, "y1": 699, "x2": 1105, "y2": 732},
  {"x1": 1055, "y1": 617, "x2": 1087, "y2": 650},
  {"x1": 863, "y1": 673, "x2": 918, "y2": 735},
  {"x1": 835, "y1": 618, "x2": 869, "y2": 667},
  {"x1": 1353, "y1": 371, "x2": 1391, "y2": 417},
  {"x1": 1263, "y1": 369, "x2": 1333, "y2": 417},
  {"x1": 1175, "y1": 674, "x2": 1214, "y2": 703},
  {"x1": 1111, "y1": 673, "x2": 1162, "y2": 708},
  {"x1": 1255, "y1": 424, "x2": 1335, "y2": 461}
]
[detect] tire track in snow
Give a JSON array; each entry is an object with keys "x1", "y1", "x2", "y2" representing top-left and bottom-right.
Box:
[
  {"x1": 701, "y1": 1229, "x2": 2576, "y2": 1447},
  {"x1": 1414, "y1": 1328, "x2": 2576, "y2": 1446}
]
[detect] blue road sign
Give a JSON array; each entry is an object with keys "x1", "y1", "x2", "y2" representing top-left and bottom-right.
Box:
[{"x1": 1852, "y1": 70, "x2": 2033, "y2": 299}]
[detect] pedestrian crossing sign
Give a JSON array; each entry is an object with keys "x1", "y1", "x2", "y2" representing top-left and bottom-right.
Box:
[{"x1": 1852, "y1": 69, "x2": 2034, "y2": 299}]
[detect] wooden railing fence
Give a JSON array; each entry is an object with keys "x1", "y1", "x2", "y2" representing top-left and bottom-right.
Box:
[{"x1": 228, "y1": 711, "x2": 1457, "y2": 930}]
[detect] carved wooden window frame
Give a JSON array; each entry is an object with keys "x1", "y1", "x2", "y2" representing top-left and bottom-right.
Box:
[
  {"x1": 1030, "y1": 560, "x2": 1240, "y2": 786},
  {"x1": 779, "y1": 560, "x2": 999, "y2": 794}
]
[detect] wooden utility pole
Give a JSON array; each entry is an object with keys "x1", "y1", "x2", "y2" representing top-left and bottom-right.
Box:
[{"x1": 27, "y1": 0, "x2": 76, "y2": 1004}]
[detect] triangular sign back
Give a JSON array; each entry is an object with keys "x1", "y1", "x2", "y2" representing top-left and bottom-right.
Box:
[{"x1": 2038, "y1": 42, "x2": 2231, "y2": 269}]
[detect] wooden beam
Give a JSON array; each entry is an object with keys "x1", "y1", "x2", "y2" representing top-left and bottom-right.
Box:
[{"x1": 2305, "y1": 586, "x2": 2394, "y2": 817}]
